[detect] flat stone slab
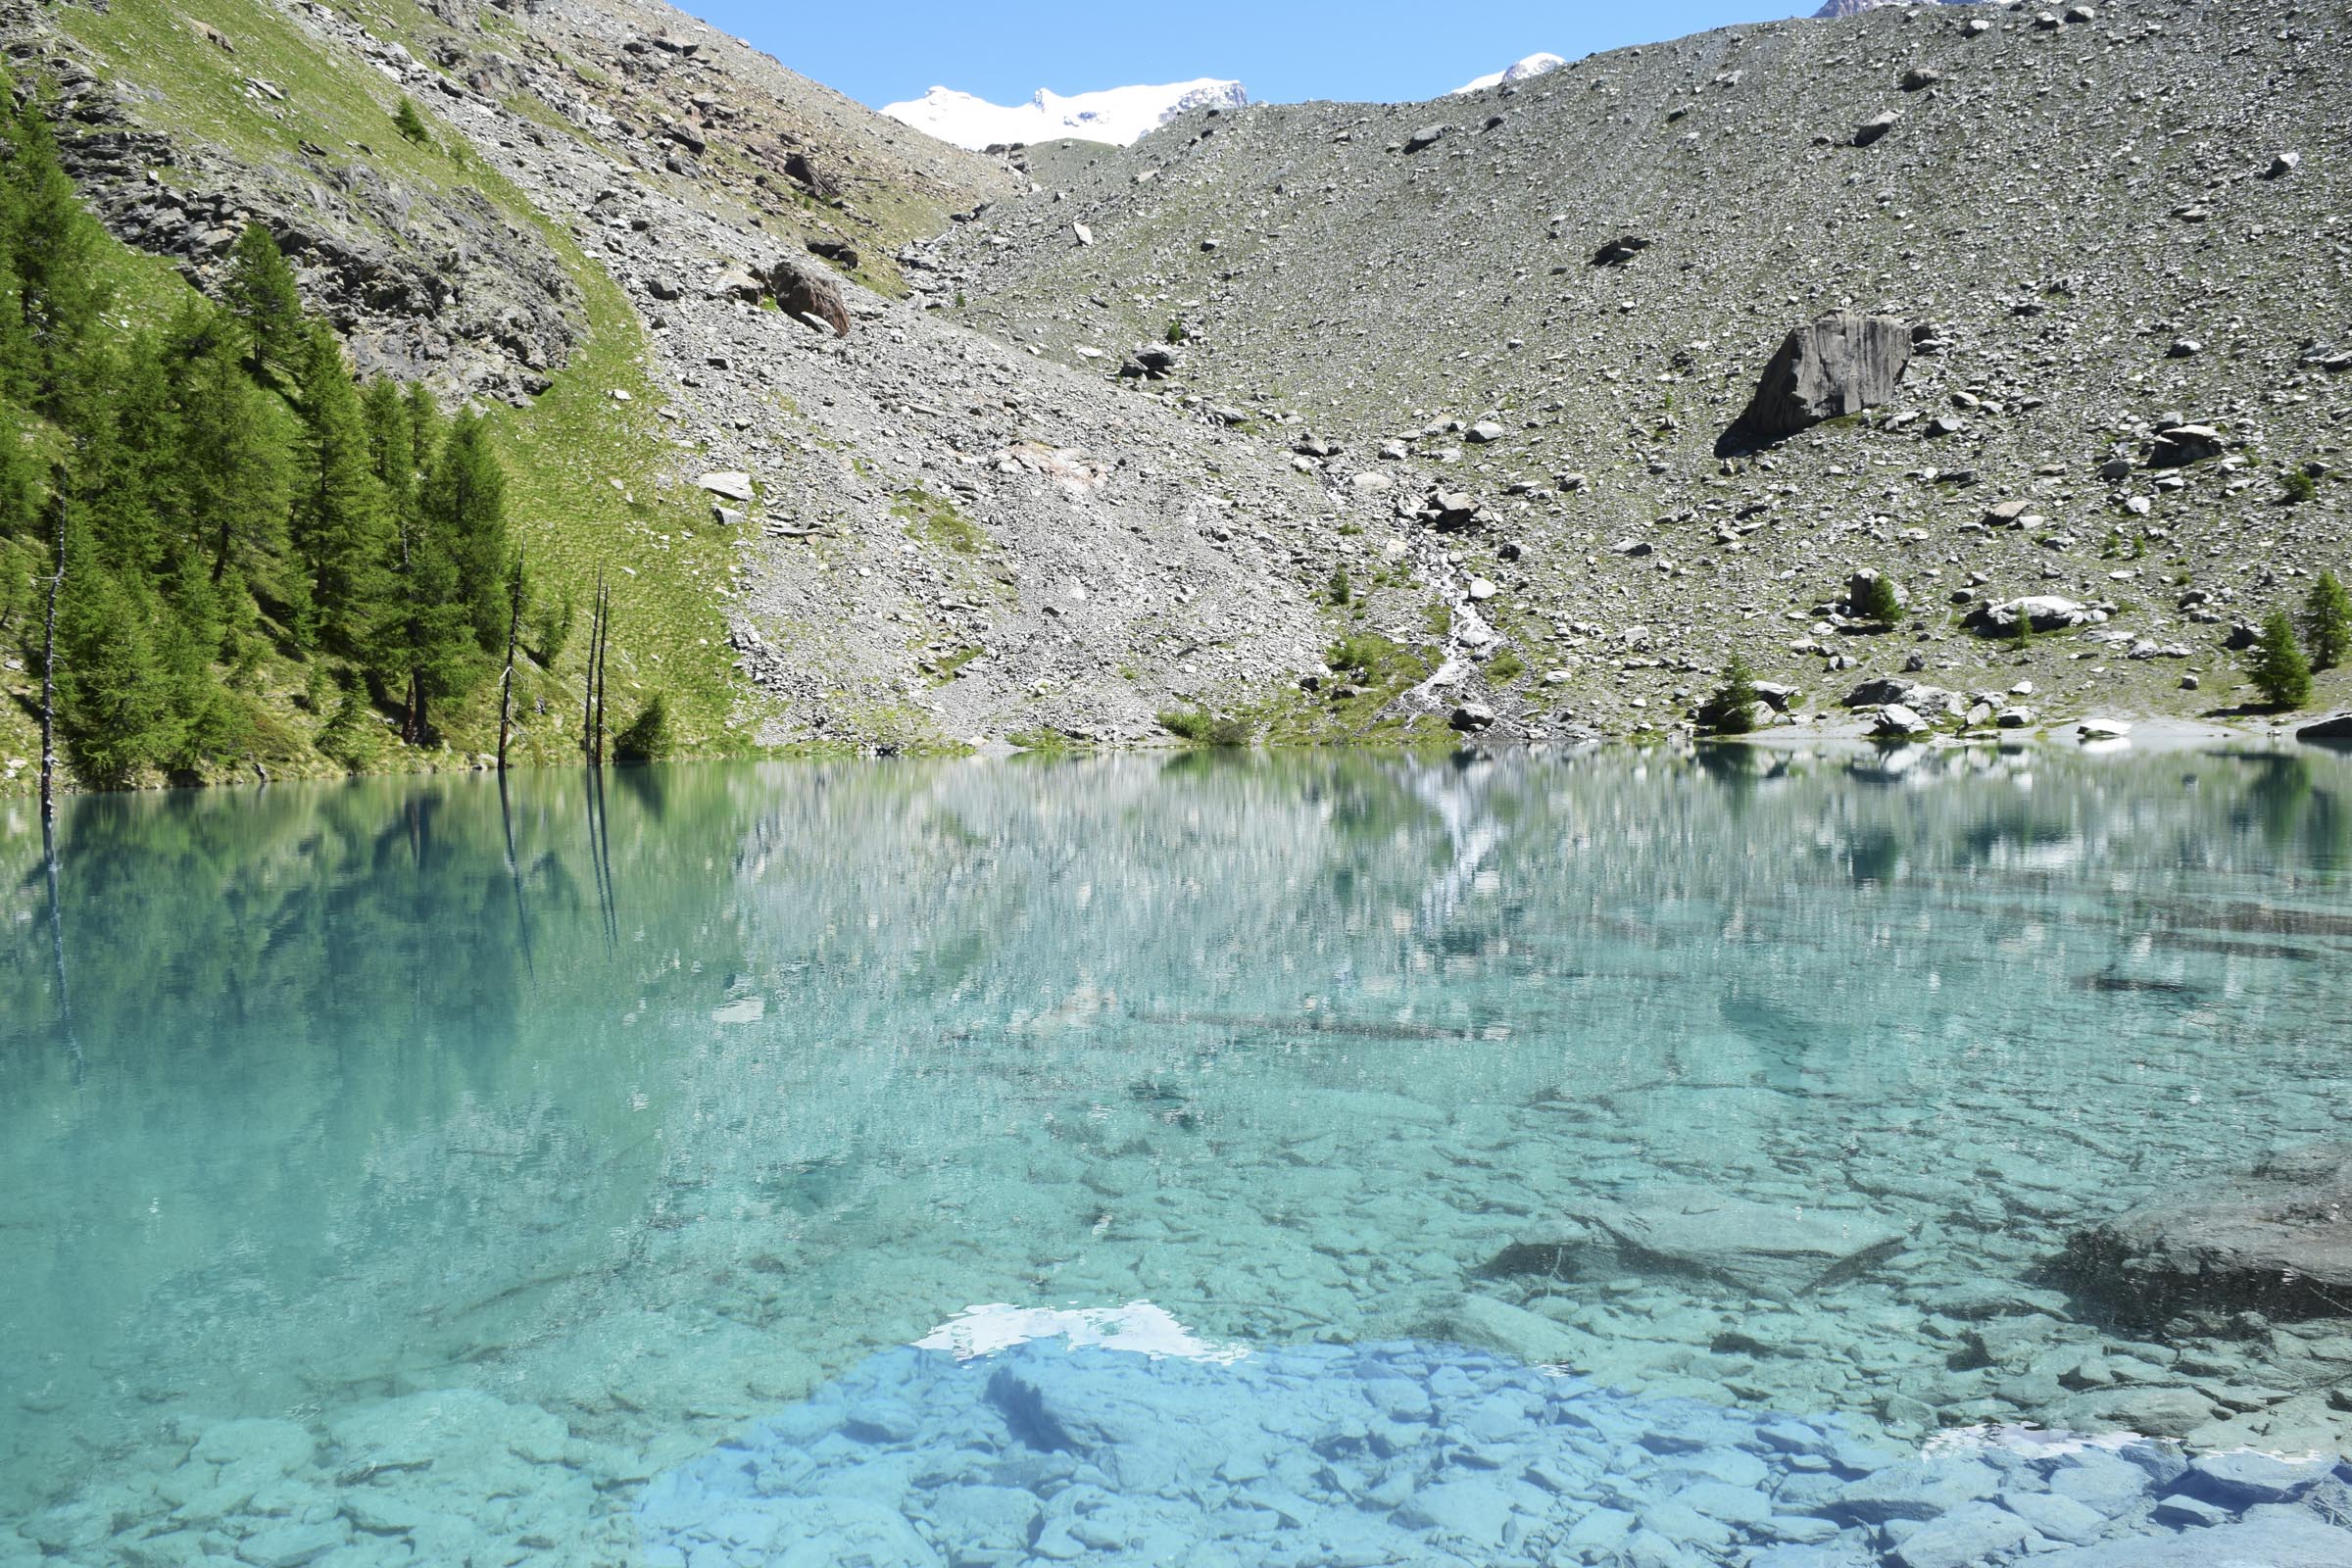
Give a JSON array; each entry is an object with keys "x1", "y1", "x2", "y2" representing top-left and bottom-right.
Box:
[
  {"x1": 2059, "y1": 1143, "x2": 2352, "y2": 1323},
  {"x1": 1488, "y1": 1186, "x2": 1907, "y2": 1298},
  {"x1": 695, "y1": 470, "x2": 756, "y2": 503}
]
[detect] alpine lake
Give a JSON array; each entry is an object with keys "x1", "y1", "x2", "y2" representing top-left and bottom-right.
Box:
[{"x1": 6, "y1": 742, "x2": 2352, "y2": 1568}]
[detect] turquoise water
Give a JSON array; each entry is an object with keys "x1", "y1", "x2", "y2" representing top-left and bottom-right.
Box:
[{"x1": 4, "y1": 746, "x2": 2351, "y2": 1566}]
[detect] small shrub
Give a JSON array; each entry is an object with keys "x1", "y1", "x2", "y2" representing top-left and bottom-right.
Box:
[
  {"x1": 1704, "y1": 654, "x2": 1761, "y2": 735},
  {"x1": 2283, "y1": 467, "x2": 2319, "y2": 506},
  {"x1": 316, "y1": 673, "x2": 377, "y2": 772},
  {"x1": 1157, "y1": 708, "x2": 1211, "y2": 742},
  {"x1": 1486, "y1": 648, "x2": 1527, "y2": 684},
  {"x1": 1157, "y1": 708, "x2": 1249, "y2": 746},
  {"x1": 2306, "y1": 569, "x2": 2352, "y2": 670},
  {"x1": 2246, "y1": 611, "x2": 2313, "y2": 709},
  {"x1": 1327, "y1": 565, "x2": 1351, "y2": 607},
  {"x1": 391, "y1": 97, "x2": 432, "y2": 146},
  {"x1": 1325, "y1": 633, "x2": 1399, "y2": 675},
  {"x1": 613, "y1": 693, "x2": 671, "y2": 762},
  {"x1": 1852, "y1": 572, "x2": 1904, "y2": 623},
  {"x1": 1164, "y1": 317, "x2": 1188, "y2": 345},
  {"x1": 531, "y1": 590, "x2": 575, "y2": 665}
]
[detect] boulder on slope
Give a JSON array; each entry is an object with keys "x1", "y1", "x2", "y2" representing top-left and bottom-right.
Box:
[
  {"x1": 1732, "y1": 312, "x2": 1913, "y2": 442},
  {"x1": 768, "y1": 257, "x2": 850, "y2": 336}
]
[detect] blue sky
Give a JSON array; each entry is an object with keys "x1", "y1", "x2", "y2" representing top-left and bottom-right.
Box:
[{"x1": 680, "y1": 2, "x2": 1793, "y2": 110}]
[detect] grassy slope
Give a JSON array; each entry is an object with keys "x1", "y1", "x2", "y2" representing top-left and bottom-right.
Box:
[{"x1": 0, "y1": 0, "x2": 754, "y2": 797}]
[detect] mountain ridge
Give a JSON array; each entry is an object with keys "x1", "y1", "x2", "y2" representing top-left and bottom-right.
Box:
[{"x1": 882, "y1": 78, "x2": 1250, "y2": 151}]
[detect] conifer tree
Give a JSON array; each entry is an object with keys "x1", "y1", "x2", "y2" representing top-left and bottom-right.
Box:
[
  {"x1": 2305, "y1": 570, "x2": 2351, "y2": 672},
  {"x1": 3, "y1": 88, "x2": 109, "y2": 407},
  {"x1": 54, "y1": 496, "x2": 175, "y2": 783},
  {"x1": 223, "y1": 223, "x2": 306, "y2": 379},
  {"x1": 0, "y1": 74, "x2": 29, "y2": 403},
  {"x1": 2247, "y1": 610, "x2": 2314, "y2": 710},
  {"x1": 172, "y1": 308, "x2": 293, "y2": 604},
  {"x1": 380, "y1": 405, "x2": 479, "y2": 743},
  {"x1": 1705, "y1": 655, "x2": 1761, "y2": 735},
  {"x1": 291, "y1": 324, "x2": 391, "y2": 654},
  {"x1": 155, "y1": 541, "x2": 238, "y2": 764},
  {"x1": 420, "y1": 409, "x2": 510, "y2": 652}
]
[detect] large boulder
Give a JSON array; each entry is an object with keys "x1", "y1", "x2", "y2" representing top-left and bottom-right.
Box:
[
  {"x1": 767, "y1": 257, "x2": 850, "y2": 336},
  {"x1": 1967, "y1": 597, "x2": 2090, "y2": 636},
  {"x1": 2057, "y1": 1144, "x2": 2352, "y2": 1324},
  {"x1": 1734, "y1": 312, "x2": 1913, "y2": 442},
  {"x1": 1485, "y1": 1186, "x2": 1905, "y2": 1298},
  {"x1": 2296, "y1": 712, "x2": 2352, "y2": 742}
]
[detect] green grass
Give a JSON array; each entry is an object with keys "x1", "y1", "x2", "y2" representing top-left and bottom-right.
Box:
[
  {"x1": 893, "y1": 487, "x2": 987, "y2": 555},
  {"x1": 1157, "y1": 708, "x2": 1250, "y2": 746}
]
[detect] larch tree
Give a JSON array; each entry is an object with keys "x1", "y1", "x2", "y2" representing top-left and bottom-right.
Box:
[
  {"x1": 291, "y1": 323, "x2": 392, "y2": 656},
  {"x1": 223, "y1": 223, "x2": 308, "y2": 381}
]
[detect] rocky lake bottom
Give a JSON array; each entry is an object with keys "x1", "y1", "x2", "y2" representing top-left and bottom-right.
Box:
[{"x1": 3, "y1": 744, "x2": 2350, "y2": 1566}]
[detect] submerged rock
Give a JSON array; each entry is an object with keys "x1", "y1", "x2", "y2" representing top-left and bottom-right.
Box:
[
  {"x1": 1487, "y1": 1186, "x2": 1906, "y2": 1298},
  {"x1": 2057, "y1": 1143, "x2": 2352, "y2": 1324}
]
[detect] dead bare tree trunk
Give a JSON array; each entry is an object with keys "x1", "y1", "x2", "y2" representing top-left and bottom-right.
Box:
[
  {"x1": 581, "y1": 571, "x2": 604, "y2": 765},
  {"x1": 498, "y1": 547, "x2": 525, "y2": 771},
  {"x1": 592, "y1": 585, "x2": 611, "y2": 769},
  {"x1": 40, "y1": 499, "x2": 63, "y2": 825}
]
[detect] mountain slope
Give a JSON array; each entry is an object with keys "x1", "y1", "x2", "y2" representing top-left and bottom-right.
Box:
[
  {"x1": 927, "y1": 0, "x2": 2352, "y2": 737},
  {"x1": 1, "y1": 0, "x2": 1398, "y2": 787}
]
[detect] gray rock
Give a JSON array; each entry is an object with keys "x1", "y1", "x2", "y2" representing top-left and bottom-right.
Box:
[
  {"x1": 233, "y1": 1520, "x2": 348, "y2": 1568},
  {"x1": 768, "y1": 257, "x2": 850, "y2": 336},
  {"x1": 2180, "y1": 1450, "x2": 2335, "y2": 1508},
  {"x1": 1888, "y1": 1500, "x2": 2033, "y2": 1568},
  {"x1": 2266, "y1": 151, "x2": 2301, "y2": 178},
  {"x1": 1735, "y1": 311, "x2": 1913, "y2": 441},
  {"x1": 2004, "y1": 1492, "x2": 2109, "y2": 1545},
  {"x1": 2034, "y1": 1513, "x2": 2352, "y2": 1568},
  {"x1": 1825, "y1": 1458, "x2": 2002, "y2": 1525},
  {"x1": 1404, "y1": 123, "x2": 1449, "y2": 153},
  {"x1": 2058, "y1": 1143, "x2": 2352, "y2": 1323},
  {"x1": 1119, "y1": 345, "x2": 1182, "y2": 380},
  {"x1": 2297, "y1": 712, "x2": 2352, "y2": 741},
  {"x1": 1445, "y1": 1293, "x2": 1584, "y2": 1365},
  {"x1": 1465, "y1": 418, "x2": 1507, "y2": 444},
  {"x1": 1448, "y1": 703, "x2": 1494, "y2": 732},
  {"x1": 1492, "y1": 1186, "x2": 1905, "y2": 1298},
  {"x1": 1854, "y1": 110, "x2": 1901, "y2": 147},
  {"x1": 2146, "y1": 422, "x2": 2225, "y2": 467},
  {"x1": 1592, "y1": 235, "x2": 1652, "y2": 267},
  {"x1": 1968, "y1": 597, "x2": 2088, "y2": 636},
  {"x1": 1873, "y1": 703, "x2": 1931, "y2": 737}
]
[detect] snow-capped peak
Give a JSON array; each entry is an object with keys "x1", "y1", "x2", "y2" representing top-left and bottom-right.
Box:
[
  {"x1": 1449, "y1": 53, "x2": 1567, "y2": 95},
  {"x1": 881, "y1": 79, "x2": 1249, "y2": 151}
]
